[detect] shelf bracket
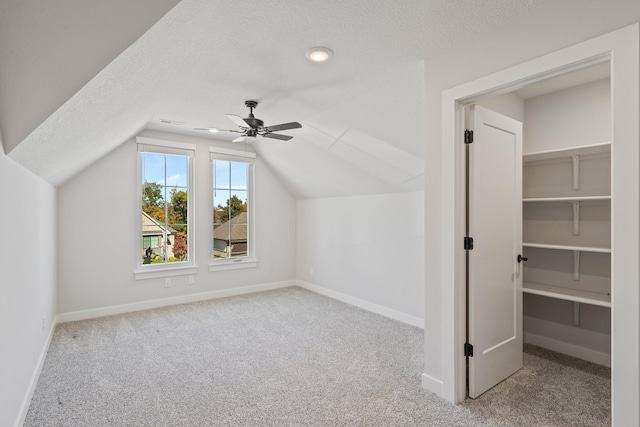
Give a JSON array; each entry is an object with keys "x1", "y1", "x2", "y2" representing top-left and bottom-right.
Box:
[
  {"x1": 571, "y1": 201, "x2": 580, "y2": 236},
  {"x1": 571, "y1": 155, "x2": 580, "y2": 191},
  {"x1": 573, "y1": 250, "x2": 580, "y2": 281},
  {"x1": 573, "y1": 301, "x2": 580, "y2": 327}
]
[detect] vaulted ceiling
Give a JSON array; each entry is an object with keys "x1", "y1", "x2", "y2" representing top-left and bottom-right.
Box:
[{"x1": 0, "y1": 0, "x2": 551, "y2": 198}]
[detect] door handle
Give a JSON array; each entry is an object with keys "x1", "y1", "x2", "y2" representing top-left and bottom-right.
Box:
[{"x1": 517, "y1": 254, "x2": 528, "y2": 263}]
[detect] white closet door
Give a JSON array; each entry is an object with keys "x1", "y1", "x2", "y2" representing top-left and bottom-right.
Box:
[{"x1": 468, "y1": 105, "x2": 523, "y2": 398}]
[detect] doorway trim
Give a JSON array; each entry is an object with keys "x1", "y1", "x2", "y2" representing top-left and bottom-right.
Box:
[{"x1": 440, "y1": 23, "x2": 639, "y2": 425}]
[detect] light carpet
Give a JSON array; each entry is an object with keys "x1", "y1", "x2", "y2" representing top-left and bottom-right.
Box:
[{"x1": 25, "y1": 287, "x2": 610, "y2": 426}]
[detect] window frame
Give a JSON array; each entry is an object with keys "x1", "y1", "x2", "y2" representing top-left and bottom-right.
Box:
[
  {"x1": 135, "y1": 136, "x2": 198, "y2": 280},
  {"x1": 209, "y1": 146, "x2": 257, "y2": 272}
]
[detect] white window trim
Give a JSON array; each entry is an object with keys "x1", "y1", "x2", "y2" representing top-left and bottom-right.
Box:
[
  {"x1": 209, "y1": 146, "x2": 257, "y2": 272},
  {"x1": 134, "y1": 136, "x2": 198, "y2": 280}
]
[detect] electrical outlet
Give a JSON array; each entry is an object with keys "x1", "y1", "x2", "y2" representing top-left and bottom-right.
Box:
[
  {"x1": 309, "y1": 267, "x2": 314, "y2": 276},
  {"x1": 41, "y1": 317, "x2": 45, "y2": 331},
  {"x1": 165, "y1": 278, "x2": 171, "y2": 288},
  {"x1": 188, "y1": 275, "x2": 195, "y2": 285}
]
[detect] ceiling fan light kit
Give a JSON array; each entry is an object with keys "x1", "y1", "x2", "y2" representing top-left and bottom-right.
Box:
[{"x1": 196, "y1": 100, "x2": 302, "y2": 142}]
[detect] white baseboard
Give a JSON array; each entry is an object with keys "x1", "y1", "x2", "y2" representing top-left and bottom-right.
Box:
[
  {"x1": 57, "y1": 280, "x2": 296, "y2": 323},
  {"x1": 525, "y1": 332, "x2": 611, "y2": 367},
  {"x1": 15, "y1": 316, "x2": 58, "y2": 427},
  {"x1": 297, "y1": 280, "x2": 424, "y2": 328},
  {"x1": 421, "y1": 373, "x2": 444, "y2": 398}
]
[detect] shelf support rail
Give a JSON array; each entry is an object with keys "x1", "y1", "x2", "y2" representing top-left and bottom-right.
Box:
[
  {"x1": 571, "y1": 155, "x2": 580, "y2": 191},
  {"x1": 573, "y1": 250, "x2": 580, "y2": 281},
  {"x1": 571, "y1": 201, "x2": 580, "y2": 236}
]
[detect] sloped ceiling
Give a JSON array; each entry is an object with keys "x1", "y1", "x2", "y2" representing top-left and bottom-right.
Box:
[
  {"x1": 1, "y1": 0, "x2": 551, "y2": 198},
  {"x1": 0, "y1": 0, "x2": 181, "y2": 153}
]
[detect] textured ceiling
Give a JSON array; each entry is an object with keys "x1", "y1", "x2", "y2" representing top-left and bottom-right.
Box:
[{"x1": 3, "y1": 0, "x2": 551, "y2": 198}]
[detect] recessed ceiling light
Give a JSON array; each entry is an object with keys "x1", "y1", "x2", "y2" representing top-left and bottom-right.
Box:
[
  {"x1": 305, "y1": 46, "x2": 333, "y2": 63},
  {"x1": 208, "y1": 128, "x2": 220, "y2": 133}
]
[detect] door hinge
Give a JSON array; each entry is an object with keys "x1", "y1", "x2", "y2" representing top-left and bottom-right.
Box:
[
  {"x1": 464, "y1": 236, "x2": 474, "y2": 250},
  {"x1": 464, "y1": 343, "x2": 474, "y2": 357},
  {"x1": 464, "y1": 130, "x2": 474, "y2": 144}
]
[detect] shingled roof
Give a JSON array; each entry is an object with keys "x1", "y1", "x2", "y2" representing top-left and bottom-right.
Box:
[
  {"x1": 214, "y1": 212, "x2": 248, "y2": 241},
  {"x1": 142, "y1": 211, "x2": 177, "y2": 236}
]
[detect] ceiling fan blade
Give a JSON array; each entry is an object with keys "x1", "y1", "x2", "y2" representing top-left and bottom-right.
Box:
[
  {"x1": 195, "y1": 127, "x2": 245, "y2": 134},
  {"x1": 226, "y1": 114, "x2": 251, "y2": 128},
  {"x1": 265, "y1": 122, "x2": 302, "y2": 132},
  {"x1": 232, "y1": 136, "x2": 247, "y2": 143},
  {"x1": 263, "y1": 133, "x2": 293, "y2": 141}
]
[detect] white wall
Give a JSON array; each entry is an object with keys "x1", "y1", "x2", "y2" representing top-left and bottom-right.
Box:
[
  {"x1": 423, "y1": 0, "x2": 640, "y2": 403},
  {"x1": 57, "y1": 131, "x2": 296, "y2": 316},
  {"x1": 524, "y1": 78, "x2": 611, "y2": 153},
  {"x1": 0, "y1": 134, "x2": 57, "y2": 427},
  {"x1": 296, "y1": 191, "x2": 424, "y2": 326},
  {"x1": 478, "y1": 92, "x2": 525, "y2": 123}
]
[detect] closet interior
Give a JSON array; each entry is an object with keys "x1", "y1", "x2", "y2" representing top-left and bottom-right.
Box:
[{"x1": 522, "y1": 63, "x2": 611, "y2": 367}]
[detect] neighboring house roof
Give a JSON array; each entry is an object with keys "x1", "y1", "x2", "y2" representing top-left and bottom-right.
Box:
[
  {"x1": 229, "y1": 242, "x2": 247, "y2": 255},
  {"x1": 214, "y1": 212, "x2": 248, "y2": 241},
  {"x1": 142, "y1": 211, "x2": 177, "y2": 236}
]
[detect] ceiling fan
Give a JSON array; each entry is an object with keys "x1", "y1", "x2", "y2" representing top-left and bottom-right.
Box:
[{"x1": 196, "y1": 100, "x2": 302, "y2": 142}]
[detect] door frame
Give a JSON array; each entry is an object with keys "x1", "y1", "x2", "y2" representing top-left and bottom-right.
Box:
[{"x1": 440, "y1": 24, "x2": 639, "y2": 425}]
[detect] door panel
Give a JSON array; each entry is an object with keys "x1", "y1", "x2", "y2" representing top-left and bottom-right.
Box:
[{"x1": 468, "y1": 105, "x2": 523, "y2": 398}]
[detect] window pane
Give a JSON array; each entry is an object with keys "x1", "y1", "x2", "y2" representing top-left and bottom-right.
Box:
[
  {"x1": 142, "y1": 153, "x2": 164, "y2": 185},
  {"x1": 230, "y1": 162, "x2": 248, "y2": 190},
  {"x1": 213, "y1": 223, "x2": 231, "y2": 258},
  {"x1": 165, "y1": 155, "x2": 188, "y2": 188},
  {"x1": 168, "y1": 189, "x2": 188, "y2": 234},
  {"x1": 214, "y1": 189, "x2": 231, "y2": 224},
  {"x1": 142, "y1": 182, "x2": 166, "y2": 221},
  {"x1": 229, "y1": 190, "x2": 247, "y2": 221},
  {"x1": 171, "y1": 231, "x2": 188, "y2": 262},
  {"x1": 214, "y1": 160, "x2": 230, "y2": 189},
  {"x1": 229, "y1": 224, "x2": 248, "y2": 257}
]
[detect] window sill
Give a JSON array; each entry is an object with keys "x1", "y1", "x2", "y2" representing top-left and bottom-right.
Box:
[
  {"x1": 208, "y1": 258, "x2": 258, "y2": 272},
  {"x1": 134, "y1": 264, "x2": 199, "y2": 280}
]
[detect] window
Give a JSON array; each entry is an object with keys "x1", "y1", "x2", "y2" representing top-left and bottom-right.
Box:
[
  {"x1": 210, "y1": 147, "x2": 256, "y2": 270},
  {"x1": 142, "y1": 236, "x2": 160, "y2": 249},
  {"x1": 136, "y1": 137, "x2": 196, "y2": 279}
]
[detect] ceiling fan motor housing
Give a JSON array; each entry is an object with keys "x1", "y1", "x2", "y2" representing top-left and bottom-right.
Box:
[
  {"x1": 243, "y1": 117, "x2": 263, "y2": 128},
  {"x1": 243, "y1": 100, "x2": 263, "y2": 128}
]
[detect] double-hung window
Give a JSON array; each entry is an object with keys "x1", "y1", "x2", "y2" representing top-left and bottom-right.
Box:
[
  {"x1": 136, "y1": 136, "x2": 196, "y2": 279},
  {"x1": 210, "y1": 147, "x2": 256, "y2": 271}
]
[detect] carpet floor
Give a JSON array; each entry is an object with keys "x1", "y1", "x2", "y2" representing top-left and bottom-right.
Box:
[{"x1": 25, "y1": 287, "x2": 610, "y2": 426}]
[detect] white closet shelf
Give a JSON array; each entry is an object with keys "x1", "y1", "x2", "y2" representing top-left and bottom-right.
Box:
[
  {"x1": 523, "y1": 141, "x2": 611, "y2": 164},
  {"x1": 523, "y1": 281, "x2": 611, "y2": 307},
  {"x1": 523, "y1": 242, "x2": 611, "y2": 253},
  {"x1": 523, "y1": 196, "x2": 611, "y2": 203}
]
